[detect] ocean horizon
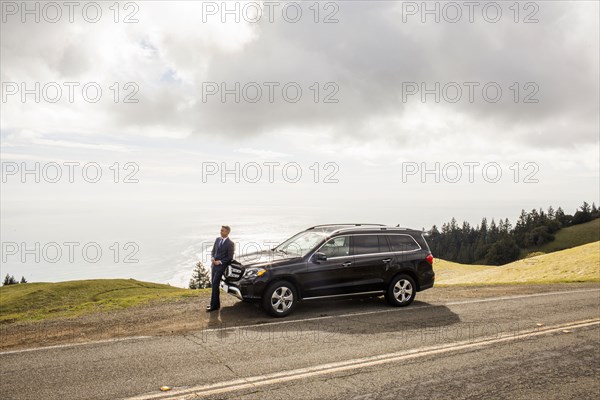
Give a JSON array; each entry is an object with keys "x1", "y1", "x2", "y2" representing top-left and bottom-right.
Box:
[{"x1": 0, "y1": 204, "x2": 324, "y2": 288}]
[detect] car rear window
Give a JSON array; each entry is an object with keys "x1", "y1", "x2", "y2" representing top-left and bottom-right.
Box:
[{"x1": 387, "y1": 234, "x2": 421, "y2": 252}]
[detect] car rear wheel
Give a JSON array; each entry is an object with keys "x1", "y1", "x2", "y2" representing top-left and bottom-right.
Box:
[
  {"x1": 386, "y1": 274, "x2": 416, "y2": 307},
  {"x1": 262, "y1": 280, "x2": 298, "y2": 317}
]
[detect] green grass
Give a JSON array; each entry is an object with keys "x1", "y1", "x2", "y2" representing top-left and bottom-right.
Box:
[
  {"x1": 521, "y1": 219, "x2": 600, "y2": 257},
  {"x1": 436, "y1": 241, "x2": 600, "y2": 286},
  {"x1": 0, "y1": 279, "x2": 209, "y2": 324}
]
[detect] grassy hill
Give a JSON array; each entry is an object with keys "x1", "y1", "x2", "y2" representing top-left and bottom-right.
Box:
[
  {"x1": 2, "y1": 241, "x2": 599, "y2": 324},
  {"x1": 0, "y1": 279, "x2": 209, "y2": 324},
  {"x1": 436, "y1": 241, "x2": 600, "y2": 286},
  {"x1": 521, "y1": 219, "x2": 600, "y2": 257}
]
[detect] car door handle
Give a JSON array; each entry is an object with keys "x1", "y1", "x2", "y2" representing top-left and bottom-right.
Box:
[
  {"x1": 342, "y1": 262, "x2": 352, "y2": 267},
  {"x1": 381, "y1": 258, "x2": 392, "y2": 263}
]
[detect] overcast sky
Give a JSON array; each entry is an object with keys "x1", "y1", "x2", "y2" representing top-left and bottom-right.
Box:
[{"x1": 1, "y1": 1, "x2": 599, "y2": 283}]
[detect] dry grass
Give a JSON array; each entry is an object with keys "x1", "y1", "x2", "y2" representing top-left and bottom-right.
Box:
[{"x1": 435, "y1": 241, "x2": 600, "y2": 286}]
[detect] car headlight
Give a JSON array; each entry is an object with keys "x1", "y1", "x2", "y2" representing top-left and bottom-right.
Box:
[{"x1": 243, "y1": 268, "x2": 266, "y2": 279}]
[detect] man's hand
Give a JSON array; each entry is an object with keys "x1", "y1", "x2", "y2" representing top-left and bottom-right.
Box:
[{"x1": 214, "y1": 260, "x2": 222, "y2": 265}]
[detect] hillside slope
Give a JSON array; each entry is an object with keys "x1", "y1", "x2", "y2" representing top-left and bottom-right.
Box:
[
  {"x1": 435, "y1": 241, "x2": 600, "y2": 286},
  {"x1": 0, "y1": 278, "x2": 208, "y2": 323},
  {"x1": 521, "y1": 218, "x2": 600, "y2": 256}
]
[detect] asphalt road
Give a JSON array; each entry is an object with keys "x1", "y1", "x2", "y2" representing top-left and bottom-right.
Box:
[{"x1": 1, "y1": 284, "x2": 599, "y2": 400}]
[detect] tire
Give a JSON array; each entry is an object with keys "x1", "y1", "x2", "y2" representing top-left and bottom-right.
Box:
[
  {"x1": 385, "y1": 274, "x2": 416, "y2": 307},
  {"x1": 262, "y1": 280, "x2": 298, "y2": 317}
]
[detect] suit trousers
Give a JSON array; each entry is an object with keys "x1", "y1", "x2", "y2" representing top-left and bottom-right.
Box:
[{"x1": 210, "y1": 263, "x2": 226, "y2": 309}]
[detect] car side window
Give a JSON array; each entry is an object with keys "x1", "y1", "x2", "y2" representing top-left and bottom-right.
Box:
[
  {"x1": 320, "y1": 236, "x2": 350, "y2": 258},
  {"x1": 352, "y1": 235, "x2": 389, "y2": 255},
  {"x1": 379, "y1": 235, "x2": 391, "y2": 253},
  {"x1": 387, "y1": 235, "x2": 420, "y2": 252}
]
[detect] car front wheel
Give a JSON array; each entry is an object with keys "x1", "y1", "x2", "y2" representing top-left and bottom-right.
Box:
[{"x1": 262, "y1": 280, "x2": 298, "y2": 317}]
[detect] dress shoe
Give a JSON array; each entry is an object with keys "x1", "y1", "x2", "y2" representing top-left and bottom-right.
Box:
[{"x1": 206, "y1": 306, "x2": 220, "y2": 312}]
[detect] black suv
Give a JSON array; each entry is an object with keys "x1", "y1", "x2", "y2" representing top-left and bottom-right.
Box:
[{"x1": 220, "y1": 224, "x2": 435, "y2": 317}]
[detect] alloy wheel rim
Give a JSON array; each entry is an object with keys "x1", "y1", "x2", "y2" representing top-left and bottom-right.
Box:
[
  {"x1": 271, "y1": 286, "x2": 293, "y2": 313},
  {"x1": 393, "y1": 279, "x2": 413, "y2": 303}
]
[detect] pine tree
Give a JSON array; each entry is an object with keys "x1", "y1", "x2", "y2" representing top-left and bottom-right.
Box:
[
  {"x1": 530, "y1": 208, "x2": 539, "y2": 226},
  {"x1": 498, "y1": 219, "x2": 505, "y2": 233},
  {"x1": 489, "y1": 219, "x2": 499, "y2": 243},
  {"x1": 2, "y1": 274, "x2": 17, "y2": 286},
  {"x1": 555, "y1": 207, "x2": 569, "y2": 226},
  {"x1": 189, "y1": 261, "x2": 212, "y2": 289},
  {"x1": 19, "y1": 276, "x2": 27, "y2": 284},
  {"x1": 572, "y1": 201, "x2": 593, "y2": 225},
  {"x1": 450, "y1": 218, "x2": 459, "y2": 231},
  {"x1": 503, "y1": 218, "x2": 512, "y2": 232}
]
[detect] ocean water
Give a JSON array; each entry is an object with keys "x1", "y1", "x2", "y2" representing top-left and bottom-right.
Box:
[
  {"x1": 166, "y1": 217, "x2": 314, "y2": 288},
  {"x1": 0, "y1": 200, "x2": 318, "y2": 288},
  {"x1": 1, "y1": 177, "x2": 419, "y2": 288}
]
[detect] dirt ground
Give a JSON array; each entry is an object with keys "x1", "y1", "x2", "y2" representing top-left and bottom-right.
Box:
[{"x1": 1, "y1": 282, "x2": 598, "y2": 352}]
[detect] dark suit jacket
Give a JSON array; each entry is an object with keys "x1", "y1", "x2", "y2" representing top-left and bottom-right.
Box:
[{"x1": 211, "y1": 237, "x2": 235, "y2": 267}]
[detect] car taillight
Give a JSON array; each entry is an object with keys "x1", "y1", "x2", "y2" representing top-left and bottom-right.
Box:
[{"x1": 425, "y1": 254, "x2": 434, "y2": 265}]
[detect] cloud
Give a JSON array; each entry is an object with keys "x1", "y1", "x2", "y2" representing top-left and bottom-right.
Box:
[
  {"x1": 234, "y1": 147, "x2": 290, "y2": 158},
  {"x1": 1, "y1": 1, "x2": 598, "y2": 154}
]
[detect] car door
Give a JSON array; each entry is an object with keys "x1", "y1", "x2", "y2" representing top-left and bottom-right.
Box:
[
  {"x1": 386, "y1": 233, "x2": 423, "y2": 278},
  {"x1": 302, "y1": 235, "x2": 354, "y2": 298},
  {"x1": 349, "y1": 234, "x2": 392, "y2": 292}
]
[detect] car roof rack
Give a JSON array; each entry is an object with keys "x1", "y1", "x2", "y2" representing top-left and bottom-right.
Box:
[
  {"x1": 307, "y1": 223, "x2": 386, "y2": 230},
  {"x1": 333, "y1": 225, "x2": 421, "y2": 233}
]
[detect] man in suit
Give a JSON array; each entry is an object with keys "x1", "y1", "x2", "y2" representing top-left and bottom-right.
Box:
[{"x1": 207, "y1": 225, "x2": 235, "y2": 312}]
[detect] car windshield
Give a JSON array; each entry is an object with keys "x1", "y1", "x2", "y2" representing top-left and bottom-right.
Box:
[{"x1": 273, "y1": 231, "x2": 327, "y2": 257}]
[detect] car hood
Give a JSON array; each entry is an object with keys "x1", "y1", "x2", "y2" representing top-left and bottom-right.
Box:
[{"x1": 236, "y1": 250, "x2": 301, "y2": 268}]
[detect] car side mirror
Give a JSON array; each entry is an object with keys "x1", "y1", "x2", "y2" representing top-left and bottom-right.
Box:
[{"x1": 313, "y1": 252, "x2": 327, "y2": 263}]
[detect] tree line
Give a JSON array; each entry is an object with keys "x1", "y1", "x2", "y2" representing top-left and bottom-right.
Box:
[
  {"x1": 2, "y1": 274, "x2": 28, "y2": 286},
  {"x1": 427, "y1": 201, "x2": 599, "y2": 266}
]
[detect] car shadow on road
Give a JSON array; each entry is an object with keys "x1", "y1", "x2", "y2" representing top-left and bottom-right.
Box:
[{"x1": 203, "y1": 296, "x2": 461, "y2": 336}]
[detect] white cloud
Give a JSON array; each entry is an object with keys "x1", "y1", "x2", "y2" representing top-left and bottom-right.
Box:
[
  {"x1": 1, "y1": 1, "x2": 597, "y2": 154},
  {"x1": 234, "y1": 147, "x2": 290, "y2": 158}
]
